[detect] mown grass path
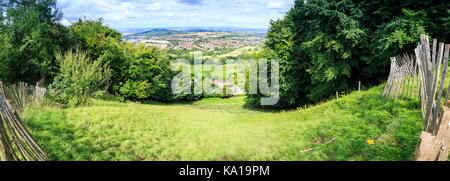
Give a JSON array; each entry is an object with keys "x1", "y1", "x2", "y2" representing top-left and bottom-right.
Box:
[{"x1": 22, "y1": 85, "x2": 422, "y2": 161}]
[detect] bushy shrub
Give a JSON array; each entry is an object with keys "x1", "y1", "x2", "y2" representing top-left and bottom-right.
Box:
[
  {"x1": 119, "y1": 80, "x2": 151, "y2": 100},
  {"x1": 119, "y1": 44, "x2": 166, "y2": 100},
  {"x1": 49, "y1": 49, "x2": 111, "y2": 106}
]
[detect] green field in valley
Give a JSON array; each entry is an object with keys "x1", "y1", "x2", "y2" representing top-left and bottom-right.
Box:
[{"x1": 22, "y1": 84, "x2": 423, "y2": 161}]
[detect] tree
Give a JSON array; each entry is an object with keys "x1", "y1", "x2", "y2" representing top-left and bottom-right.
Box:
[
  {"x1": 246, "y1": 10, "x2": 310, "y2": 108},
  {"x1": 291, "y1": 0, "x2": 366, "y2": 102},
  {"x1": 68, "y1": 19, "x2": 127, "y2": 92},
  {"x1": 0, "y1": 0, "x2": 70, "y2": 83},
  {"x1": 247, "y1": 0, "x2": 449, "y2": 108},
  {"x1": 119, "y1": 43, "x2": 180, "y2": 102}
]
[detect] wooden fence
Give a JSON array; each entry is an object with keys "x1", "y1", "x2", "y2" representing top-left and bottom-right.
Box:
[
  {"x1": 0, "y1": 81, "x2": 48, "y2": 161},
  {"x1": 382, "y1": 54, "x2": 418, "y2": 100},
  {"x1": 383, "y1": 34, "x2": 450, "y2": 161}
]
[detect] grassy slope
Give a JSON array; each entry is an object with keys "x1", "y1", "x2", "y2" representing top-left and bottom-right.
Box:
[{"x1": 21, "y1": 84, "x2": 423, "y2": 161}]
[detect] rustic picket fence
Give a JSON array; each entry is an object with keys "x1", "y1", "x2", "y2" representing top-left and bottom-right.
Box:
[
  {"x1": 383, "y1": 34, "x2": 450, "y2": 161},
  {"x1": 0, "y1": 81, "x2": 48, "y2": 161}
]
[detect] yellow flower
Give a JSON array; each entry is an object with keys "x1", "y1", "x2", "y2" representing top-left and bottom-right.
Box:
[{"x1": 367, "y1": 139, "x2": 375, "y2": 145}]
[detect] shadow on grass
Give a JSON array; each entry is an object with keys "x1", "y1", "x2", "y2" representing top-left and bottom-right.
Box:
[
  {"x1": 242, "y1": 104, "x2": 285, "y2": 113},
  {"x1": 295, "y1": 89, "x2": 423, "y2": 161}
]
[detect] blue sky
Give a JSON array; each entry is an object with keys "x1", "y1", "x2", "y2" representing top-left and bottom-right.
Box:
[{"x1": 57, "y1": 0, "x2": 294, "y2": 31}]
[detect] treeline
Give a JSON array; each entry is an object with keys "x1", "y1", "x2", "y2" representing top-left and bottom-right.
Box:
[
  {"x1": 247, "y1": 0, "x2": 449, "y2": 108},
  {"x1": 0, "y1": 0, "x2": 194, "y2": 106}
]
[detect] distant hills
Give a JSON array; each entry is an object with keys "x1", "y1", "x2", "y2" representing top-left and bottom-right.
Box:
[
  {"x1": 121, "y1": 27, "x2": 267, "y2": 36},
  {"x1": 134, "y1": 29, "x2": 185, "y2": 37}
]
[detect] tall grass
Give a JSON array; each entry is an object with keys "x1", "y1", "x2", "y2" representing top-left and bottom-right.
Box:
[{"x1": 20, "y1": 84, "x2": 423, "y2": 161}]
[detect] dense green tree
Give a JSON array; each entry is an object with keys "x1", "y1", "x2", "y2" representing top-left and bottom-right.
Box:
[
  {"x1": 120, "y1": 43, "x2": 192, "y2": 102},
  {"x1": 68, "y1": 19, "x2": 128, "y2": 92},
  {"x1": 247, "y1": 10, "x2": 310, "y2": 108},
  {"x1": 0, "y1": 0, "x2": 70, "y2": 83},
  {"x1": 68, "y1": 19, "x2": 122, "y2": 58},
  {"x1": 120, "y1": 44, "x2": 164, "y2": 100},
  {"x1": 292, "y1": 0, "x2": 366, "y2": 102},
  {"x1": 358, "y1": 0, "x2": 449, "y2": 78},
  {"x1": 248, "y1": 0, "x2": 449, "y2": 108}
]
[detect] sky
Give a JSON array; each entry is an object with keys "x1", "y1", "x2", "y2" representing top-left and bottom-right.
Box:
[{"x1": 57, "y1": 0, "x2": 295, "y2": 32}]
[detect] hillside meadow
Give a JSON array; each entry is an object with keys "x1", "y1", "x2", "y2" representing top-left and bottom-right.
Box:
[{"x1": 21, "y1": 84, "x2": 423, "y2": 161}]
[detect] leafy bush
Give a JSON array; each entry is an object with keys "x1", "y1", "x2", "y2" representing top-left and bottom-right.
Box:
[
  {"x1": 119, "y1": 44, "x2": 167, "y2": 100},
  {"x1": 49, "y1": 49, "x2": 111, "y2": 106},
  {"x1": 119, "y1": 80, "x2": 151, "y2": 100}
]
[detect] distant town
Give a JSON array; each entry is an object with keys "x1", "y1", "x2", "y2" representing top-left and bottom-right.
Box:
[{"x1": 122, "y1": 29, "x2": 265, "y2": 51}]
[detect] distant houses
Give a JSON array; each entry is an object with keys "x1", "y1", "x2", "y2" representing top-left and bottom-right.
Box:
[{"x1": 124, "y1": 31, "x2": 263, "y2": 51}]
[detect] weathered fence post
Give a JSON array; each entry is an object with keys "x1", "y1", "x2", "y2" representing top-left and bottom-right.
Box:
[
  {"x1": 415, "y1": 104, "x2": 450, "y2": 161},
  {"x1": 0, "y1": 81, "x2": 48, "y2": 161},
  {"x1": 383, "y1": 34, "x2": 450, "y2": 161}
]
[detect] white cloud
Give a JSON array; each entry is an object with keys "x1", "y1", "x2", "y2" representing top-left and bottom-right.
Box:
[
  {"x1": 268, "y1": 1, "x2": 284, "y2": 9},
  {"x1": 267, "y1": 1, "x2": 293, "y2": 9},
  {"x1": 165, "y1": 12, "x2": 174, "y2": 17},
  {"x1": 147, "y1": 2, "x2": 162, "y2": 11},
  {"x1": 60, "y1": 19, "x2": 73, "y2": 26},
  {"x1": 57, "y1": 0, "x2": 293, "y2": 30},
  {"x1": 243, "y1": 7, "x2": 254, "y2": 13}
]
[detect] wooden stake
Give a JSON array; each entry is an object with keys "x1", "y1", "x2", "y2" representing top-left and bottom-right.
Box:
[
  {"x1": 422, "y1": 35, "x2": 435, "y2": 132},
  {"x1": 416, "y1": 106, "x2": 450, "y2": 161},
  {"x1": 429, "y1": 42, "x2": 444, "y2": 132},
  {"x1": 432, "y1": 43, "x2": 447, "y2": 131}
]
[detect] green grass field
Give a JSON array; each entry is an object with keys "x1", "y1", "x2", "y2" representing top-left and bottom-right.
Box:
[
  {"x1": 21, "y1": 84, "x2": 423, "y2": 161},
  {"x1": 189, "y1": 46, "x2": 259, "y2": 60}
]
